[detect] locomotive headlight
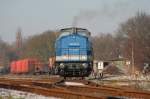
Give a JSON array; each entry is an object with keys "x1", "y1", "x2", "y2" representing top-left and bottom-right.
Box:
[
  {"x1": 60, "y1": 63, "x2": 64, "y2": 68},
  {"x1": 82, "y1": 63, "x2": 88, "y2": 68}
]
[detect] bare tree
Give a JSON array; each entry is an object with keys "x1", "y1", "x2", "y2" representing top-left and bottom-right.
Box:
[
  {"x1": 117, "y1": 12, "x2": 150, "y2": 69},
  {"x1": 22, "y1": 30, "x2": 58, "y2": 62},
  {"x1": 92, "y1": 33, "x2": 118, "y2": 60}
]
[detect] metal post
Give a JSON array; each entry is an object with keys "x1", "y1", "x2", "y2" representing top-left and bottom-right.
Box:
[{"x1": 131, "y1": 41, "x2": 135, "y2": 75}]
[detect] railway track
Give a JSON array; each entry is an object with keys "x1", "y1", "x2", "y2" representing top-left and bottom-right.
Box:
[
  {"x1": 0, "y1": 77, "x2": 149, "y2": 99},
  {"x1": 0, "y1": 82, "x2": 103, "y2": 99},
  {"x1": 0, "y1": 77, "x2": 104, "y2": 99},
  {"x1": 59, "y1": 79, "x2": 150, "y2": 99}
]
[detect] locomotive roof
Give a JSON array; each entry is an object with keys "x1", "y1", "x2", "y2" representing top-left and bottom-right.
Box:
[
  {"x1": 58, "y1": 27, "x2": 91, "y2": 39},
  {"x1": 61, "y1": 27, "x2": 88, "y2": 32}
]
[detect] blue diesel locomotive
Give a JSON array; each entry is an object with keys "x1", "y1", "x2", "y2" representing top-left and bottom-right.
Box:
[{"x1": 55, "y1": 27, "x2": 93, "y2": 77}]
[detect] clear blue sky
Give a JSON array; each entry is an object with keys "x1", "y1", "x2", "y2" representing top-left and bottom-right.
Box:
[{"x1": 0, "y1": 0, "x2": 150, "y2": 43}]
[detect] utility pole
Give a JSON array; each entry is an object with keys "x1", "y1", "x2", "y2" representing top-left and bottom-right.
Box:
[
  {"x1": 0, "y1": 56, "x2": 2, "y2": 66},
  {"x1": 131, "y1": 41, "x2": 135, "y2": 75}
]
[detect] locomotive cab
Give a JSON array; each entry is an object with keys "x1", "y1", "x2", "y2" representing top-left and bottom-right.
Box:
[{"x1": 55, "y1": 27, "x2": 93, "y2": 77}]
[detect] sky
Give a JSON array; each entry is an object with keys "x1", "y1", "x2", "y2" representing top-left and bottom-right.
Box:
[{"x1": 0, "y1": 0, "x2": 150, "y2": 43}]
